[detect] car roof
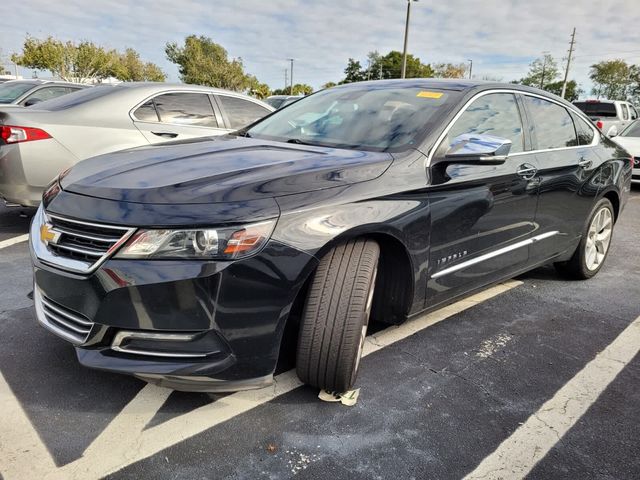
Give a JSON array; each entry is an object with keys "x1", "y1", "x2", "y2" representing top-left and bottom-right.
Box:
[
  {"x1": 331, "y1": 78, "x2": 581, "y2": 110},
  {"x1": 3, "y1": 79, "x2": 87, "y2": 87}
]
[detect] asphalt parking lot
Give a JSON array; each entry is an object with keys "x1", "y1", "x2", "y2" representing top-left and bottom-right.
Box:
[{"x1": 1, "y1": 188, "x2": 639, "y2": 480}]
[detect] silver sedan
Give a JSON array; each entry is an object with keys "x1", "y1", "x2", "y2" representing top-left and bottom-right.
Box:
[{"x1": 0, "y1": 83, "x2": 274, "y2": 206}]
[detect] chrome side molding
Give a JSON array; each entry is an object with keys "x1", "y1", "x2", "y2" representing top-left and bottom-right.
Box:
[{"x1": 432, "y1": 231, "x2": 559, "y2": 279}]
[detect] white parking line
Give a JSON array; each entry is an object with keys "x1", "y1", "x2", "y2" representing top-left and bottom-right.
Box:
[
  {"x1": 0, "y1": 234, "x2": 29, "y2": 250},
  {"x1": 464, "y1": 314, "x2": 640, "y2": 480},
  {"x1": 0, "y1": 371, "x2": 57, "y2": 479},
  {"x1": 44, "y1": 280, "x2": 520, "y2": 480}
]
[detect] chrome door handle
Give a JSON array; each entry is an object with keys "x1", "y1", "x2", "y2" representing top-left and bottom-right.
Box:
[
  {"x1": 516, "y1": 164, "x2": 537, "y2": 179},
  {"x1": 578, "y1": 157, "x2": 592, "y2": 169}
]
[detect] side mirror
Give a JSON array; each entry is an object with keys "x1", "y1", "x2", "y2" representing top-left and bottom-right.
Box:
[
  {"x1": 444, "y1": 133, "x2": 512, "y2": 164},
  {"x1": 607, "y1": 126, "x2": 618, "y2": 137},
  {"x1": 24, "y1": 98, "x2": 42, "y2": 107}
]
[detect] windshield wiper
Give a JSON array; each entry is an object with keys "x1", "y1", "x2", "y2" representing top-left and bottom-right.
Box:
[{"x1": 234, "y1": 130, "x2": 252, "y2": 138}]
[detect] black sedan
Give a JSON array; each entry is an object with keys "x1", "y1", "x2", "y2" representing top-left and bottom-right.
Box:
[{"x1": 29, "y1": 79, "x2": 632, "y2": 393}]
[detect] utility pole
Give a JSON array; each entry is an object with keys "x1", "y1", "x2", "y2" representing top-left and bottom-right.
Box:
[
  {"x1": 468, "y1": 59, "x2": 473, "y2": 79},
  {"x1": 561, "y1": 28, "x2": 577, "y2": 99},
  {"x1": 284, "y1": 69, "x2": 288, "y2": 91},
  {"x1": 288, "y1": 58, "x2": 294, "y2": 95},
  {"x1": 401, "y1": 1, "x2": 417, "y2": 79}
]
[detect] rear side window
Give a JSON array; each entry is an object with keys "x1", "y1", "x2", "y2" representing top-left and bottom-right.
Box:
[
  {"x1": 133, "y1": 100, "x2": 160, "y2": 122},
  {"x1": 573, "y1": 102, "x2": 617, "y2": 118},
  {"x1": 447, "y1": 93, "x2": 524, "y2": 153},
  {"x1": 570, "y1": 112, "x2": 595, "y2": 145},
  {"x1": 620, "y1": 104, "x2": 629, "y2": 120},
  {"x1": 217, "y1": 95, "x2": 271, "y2": 129},
  {"x1": 153, "y1": 93, "x2": 218, "y2": 128},
  {"x1": 524, "y1": 96, "x2": 577, "y2": 149}
]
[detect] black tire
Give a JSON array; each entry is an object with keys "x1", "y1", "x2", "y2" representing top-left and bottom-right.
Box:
[
  {"x1": 296, "y1": 239, "x2": 380, "y2": 392},
  {"x1": 554, "y1": 198, "x2": 615, "y2": 280}
]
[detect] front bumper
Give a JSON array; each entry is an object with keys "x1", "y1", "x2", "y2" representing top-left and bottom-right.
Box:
[{"x1": 31, "y1": 210, "x2": 318, "y2": 391}]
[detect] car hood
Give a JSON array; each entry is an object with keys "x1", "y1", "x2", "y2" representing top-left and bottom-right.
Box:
[
  {"x1": 61, "y1": 136, "x2": 393, "y2": 204},
  {"x1": 612, "y1": 136, "x2": 640, "y2": 155}
]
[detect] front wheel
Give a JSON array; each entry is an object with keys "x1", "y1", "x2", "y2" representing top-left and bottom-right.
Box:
[
  {"x1": 296, "y1": 239, "x2": 380, "y2": 392},
  {"x1": 555, "y1": 198, "x2": 615, "y2": 279}
]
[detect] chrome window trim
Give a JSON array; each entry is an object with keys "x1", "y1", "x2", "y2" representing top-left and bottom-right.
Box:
[
  {"x1": 31, "y1": 207, "x2": 136, "y2": 275},
  {"x1": 426, "y1": 89, "x2": 599, "y2": 168},
  {"x1": 431, "y1": 231, "x2": 559, "y2": 279},
  {"x1": 128, "y1": 89, "x2": 272, "y2": 129}
]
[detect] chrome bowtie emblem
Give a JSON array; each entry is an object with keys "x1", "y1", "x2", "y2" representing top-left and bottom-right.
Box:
[{"x1": 40, "y1": 223, "x2": 61, "y2": 245}]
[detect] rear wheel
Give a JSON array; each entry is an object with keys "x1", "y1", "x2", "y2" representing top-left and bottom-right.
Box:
[
  {"x1": 555, "y1": 198, "x2": 614, "y2": 279},
  {"x1": 296, "y1": 239, "x2": 380, "y2": 392}
]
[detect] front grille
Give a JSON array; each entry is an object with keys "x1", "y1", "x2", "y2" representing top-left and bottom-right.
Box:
[
  {"x1": 34, "y1": 288, "x2": 94, "y2": 345},
  {"x1": 36, "y1": 212, "x2": 136, "y2": 273}
]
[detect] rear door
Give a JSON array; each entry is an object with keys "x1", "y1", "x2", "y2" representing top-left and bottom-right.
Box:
[
  {"x1": 522, "y1": 94, "x2": 600, "y2": 263},
  {"x1": 132, "y1": 92, "x2": 229, "y2": 143},
  {"x1": 214, "y1": 94, "x2": 273, "y2": 130},
  {"x1": 427, "y1": 91, "x2": 539, "y2": 305}
]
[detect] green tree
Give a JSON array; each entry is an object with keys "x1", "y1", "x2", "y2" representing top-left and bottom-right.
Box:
[
  {"x1": 433, "y1": 63, "x2": 467, "y2": 79},
  {"x1": 322, "y1": 81, "x2": 337, "y2": 89},
  {"x1": 341, "y1": 58, "x2": 366, "y2": 83},
  {"x1": 544, "y1": 80, "x2": 583, "y2": 102},
  {"x1": 370, "y1": 51, "x2": 433, "y2": 79},
  {"x1": 519, "y1": 54, "x2": 559, "y2": 89},
  {"x1": 11, "y1": 36, "x2": 164, "y2": 83},
  {"x1": 290, "y1": 83, "x2": 313, "y2": 95},
  {"x1": 166, "y1": 35, "x2": 252, "y2": 91},
  {"x1": 109, "y1": 48, "x2": 165, "y2": 81},
  {"x1": 589, "y1": 60, "x2": 632, "y2": 100},
  {"x1": 12, "y1": 36, "x2": 115, "y2": 82},
  {"x1": 250, "y1": 82, "x2": 271, "y2": 99}
]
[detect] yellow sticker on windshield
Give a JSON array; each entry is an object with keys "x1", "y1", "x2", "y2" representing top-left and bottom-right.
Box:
[{"x1": 417, "y1": 91, "x2": 443, "y2": 99}]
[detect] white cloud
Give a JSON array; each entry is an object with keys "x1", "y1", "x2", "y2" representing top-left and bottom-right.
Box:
[{"x1": 1, "y1": 0, "x2": 639, "y2": 96}]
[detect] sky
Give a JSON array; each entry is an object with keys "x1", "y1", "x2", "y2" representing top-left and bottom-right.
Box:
[{"x1": 1, "y1": 0, "x2": 640, "y2": 96}]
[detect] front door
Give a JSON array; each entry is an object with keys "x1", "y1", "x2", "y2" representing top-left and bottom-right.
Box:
[
  {"x1": 132, "y1": 92, "x2": 229, "y2": 143},
  {"x1": 426, "y1": 92, "x2": 539, "y2": 307}
]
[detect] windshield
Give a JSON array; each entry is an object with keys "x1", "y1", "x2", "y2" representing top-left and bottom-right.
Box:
[
  {"x1": 621, "y1": 119, "x2": 640, "y2": 137},
  {"x1": 265, "y1": 97, "x2": 286, "y2": 109},
  {"x1": 0, "y1": 82, "x2": 37, "y2": 104},
  {"x1": 573, "y1": 102, "x2": 617, "y2": 118},
  {"x1": 247, "y1": 86, "x2": 457, "y2": 151},
  {"x1": 32, "y1": 85, "x2": 112, "y2": 111}
]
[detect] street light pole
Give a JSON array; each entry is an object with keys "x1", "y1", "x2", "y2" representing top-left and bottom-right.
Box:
[
  {"x1": 288, "y1": 58, "x2": 294, "y2": 95},
  {"x1": 401, "y1": 0, "x2": 417, "y2": 79},
  {"x1": 468, "y1": 59, "x2": 473, "y2": 79}
]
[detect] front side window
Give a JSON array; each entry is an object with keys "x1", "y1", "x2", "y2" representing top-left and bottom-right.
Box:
[
  {"x1": 621, "y1": 119, "x2": 640, "y2": 138},
  {"x1": 525, "y1": 96, "x2": 577, "y2": 149},
  {"x1": 446, "y1": 93, "x2": 524, "y2": 153},
  {"x1": 570, "y1": 112, "x2": 595, "y2": 146},
  {"x1": 153, "y1": 93, "x2": 218, "y2": 128},
  {"x1": 247, "y1": 86, "x2": 460, "y2": 151},
  {"x1": 218, "y1": 96, "x2": 271, "y2": 129},
  {"x1": 630, "y1": 106, "x2": 638, "y2": 120}
]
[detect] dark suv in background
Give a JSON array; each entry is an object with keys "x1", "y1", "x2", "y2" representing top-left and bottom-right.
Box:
[{"x1": 30, "y1": 79, "x2": 632, "y2": 393}]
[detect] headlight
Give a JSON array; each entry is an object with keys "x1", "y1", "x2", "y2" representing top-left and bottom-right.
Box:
[{"x1": 115, "y1": 220, "x2": 276, "y2": 260}]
